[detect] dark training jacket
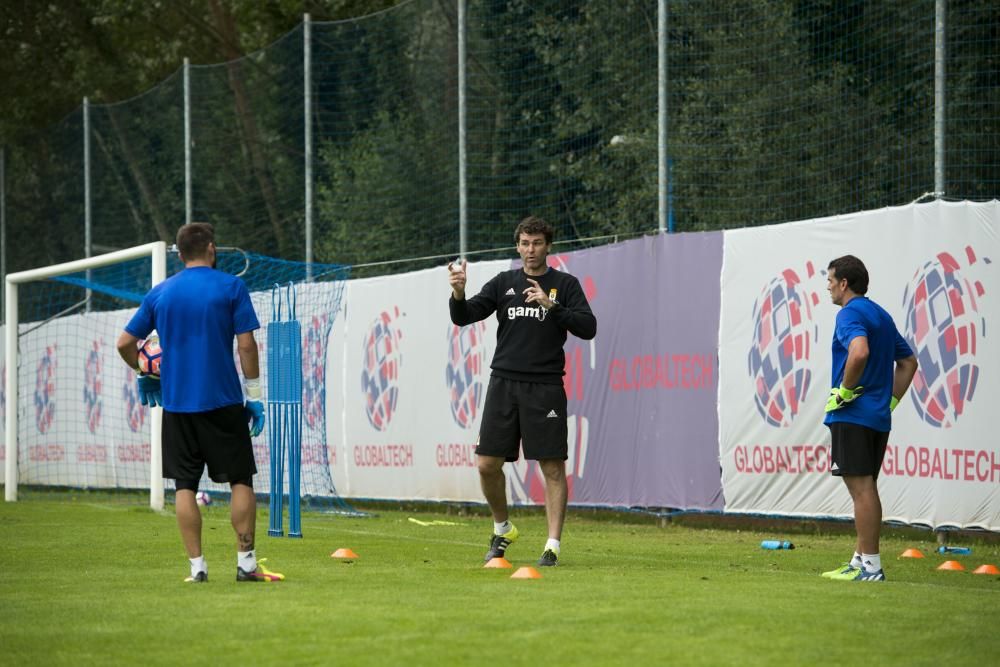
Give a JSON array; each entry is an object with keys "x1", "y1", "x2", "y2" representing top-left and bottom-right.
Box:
[{"x1": 450, "y1": 267, "x2": 597, "y2": 384}]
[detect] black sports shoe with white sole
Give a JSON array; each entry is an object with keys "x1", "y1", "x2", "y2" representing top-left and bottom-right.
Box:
[{"x1": 537, "y1": 549, "x2": 558, "y2": 567}]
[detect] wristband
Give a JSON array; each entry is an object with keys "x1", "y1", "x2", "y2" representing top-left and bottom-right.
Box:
[
  {"x1": 245, "y1": 378, "x2": 262, "y2": 400},
  {"x1": 890, "y1": 396, "x2": 899, "y2": 412}
]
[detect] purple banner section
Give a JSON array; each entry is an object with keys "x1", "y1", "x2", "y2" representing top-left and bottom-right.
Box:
[{"x1": 508, "y1": 232, "x2": 724, "y2": 510}]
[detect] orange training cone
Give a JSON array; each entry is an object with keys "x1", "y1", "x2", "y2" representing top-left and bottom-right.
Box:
[
  {"x1": 973, "y1": 564, "x2": 1000, "y2": 575},
  {"x1": 484, "y1": 557, "x2": 513, "y2": 569},
  {"x1": 331, "y1": 548, "x2": 359, "y2": 559},
  {"x1": 937, "y1": 560, "x2": 965, "y2": 571},
  {"x1": 510, "y1": 566, "x2": 542, "y2": 579},
  {"x1": 899, "y1": 548, "x2": 925, "y2": 559}
]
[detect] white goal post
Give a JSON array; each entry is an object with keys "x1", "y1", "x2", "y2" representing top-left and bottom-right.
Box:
[{"x1": 5, "y1": 242, "x2": 167, "y2": 509}]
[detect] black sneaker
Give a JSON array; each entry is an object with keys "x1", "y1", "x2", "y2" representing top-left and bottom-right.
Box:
[
  {"x1": 236, "y1": 566, "x2": 266, "y2": 582},
  {"x1": 484, "y1": 524, "x2": 519, "y2": 561},
  {"x1": 537, "y1": 549, "x2": 559, "y2": 567},
  {"x1": 236, "y1": 558, "x2": 284, "y2": 582},
  {"x1": 184, "y1": 571, "x2": 208, "y2": 583}
]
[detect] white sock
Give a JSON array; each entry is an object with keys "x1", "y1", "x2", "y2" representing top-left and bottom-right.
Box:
[
  {"x1": 494, "y1": 520, "x2": 512, "y2": 535},
  {"x1": 238, "y1": 549, "x2": 257, "y2": 573},
  {"x1": 861, "y1": 553, "x2": 881, "y2": 572},
  {"x1": 850, "y1": 552, "x2": 864, "y2": 568},
  {"x1": 544, "y1": 538, "x2": 561, "y2": 555},
  {"x1": 189, "y1": 555, "x2": 207, "y2": 578}
]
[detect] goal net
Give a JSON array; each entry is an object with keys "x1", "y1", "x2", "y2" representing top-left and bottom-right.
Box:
[{"x1": 3, "y1": 244, "x2": 351, "y2": 512}]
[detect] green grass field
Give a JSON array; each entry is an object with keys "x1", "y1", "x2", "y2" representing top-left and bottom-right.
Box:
[{"x1": 1, "y1": 500, "x2": 998, "y2": 666}]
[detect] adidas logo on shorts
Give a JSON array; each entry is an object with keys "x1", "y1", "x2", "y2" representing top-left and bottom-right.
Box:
[{"x1": 546, "y1": 410, "x2": 558, "y2": 418}]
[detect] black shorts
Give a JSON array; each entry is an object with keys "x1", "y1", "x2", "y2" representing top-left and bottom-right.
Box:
[
  {"x1": 162, "y1": 404, "x2": 257, "y2": 483},
  {"x1": 476, "y1": 376, "x2": 568, "y2": 462},
  {"x1": 828, "y1": 422, "x2": 889, "y2": 478}
]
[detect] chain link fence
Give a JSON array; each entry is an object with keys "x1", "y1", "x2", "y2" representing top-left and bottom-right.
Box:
[{"x1": 3, "y1": 0, "x2": 998, "y2": 279}]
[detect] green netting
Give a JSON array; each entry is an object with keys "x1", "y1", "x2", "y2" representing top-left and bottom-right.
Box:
[
  {"x1": 88, "y1": 69, "x2": 185, "y2": 253},
  {"x1": 2, "y1": 1, "x2": 998, "y2": 276},
  {"x1": 10, "y1": 249, "x2": 350, "y2": 505},
  {"x1": 312, "y1": 2, "x2": 458, "y2": 272},
  {"x1": 190, "y1": 27, "x2": 306, "y2": 259}
]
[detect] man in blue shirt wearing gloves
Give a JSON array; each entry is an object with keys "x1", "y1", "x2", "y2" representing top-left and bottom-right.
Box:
[
  {"x1": 117, "y1": 222, "x2": 280, "y2": 583},
  {"x1": 821, "y1": 255, "x2": 918, "y2": 582}
]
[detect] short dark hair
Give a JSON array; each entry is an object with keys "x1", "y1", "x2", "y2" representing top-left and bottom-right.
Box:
[
  {"x1": 176, "y1": 222, "x2": 215, "y2": 261},
  {"x1": 828, "y1": 255, "x2": 869, "y2": 295},
  {"x1": 514, "y1": 215, "x2": 553, "y2": 245}
]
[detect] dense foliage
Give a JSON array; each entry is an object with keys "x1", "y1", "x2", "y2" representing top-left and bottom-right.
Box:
[{"x1": 1, "y1": 0, "x2": 997, "y2": 274}]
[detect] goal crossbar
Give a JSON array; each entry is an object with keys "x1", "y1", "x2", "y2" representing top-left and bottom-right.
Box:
[{"x1": 4, "y1": 242, "x2": 167, "y2": 508}]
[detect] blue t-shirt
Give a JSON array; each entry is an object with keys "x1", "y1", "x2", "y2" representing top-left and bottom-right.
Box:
[
  {"x1": 824, "y1": 296, "x2": 913, "y2": 432},
  {"x1": 125, "y1": 267, "x2": 260, "y2": 413}
]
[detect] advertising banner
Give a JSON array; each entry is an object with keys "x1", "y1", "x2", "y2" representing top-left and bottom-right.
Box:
[{"x1": 719, "y1": 200, "x2": 1000, "y2": 529}]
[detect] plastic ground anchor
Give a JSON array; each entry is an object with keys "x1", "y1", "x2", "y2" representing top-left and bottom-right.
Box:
[{"x1": 268, "y1": 529, "x2": 284, "y2": 537}]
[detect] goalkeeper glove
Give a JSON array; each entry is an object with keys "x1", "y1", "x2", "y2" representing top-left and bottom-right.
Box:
[
  {"x1": 825, "y1": 384, "x2": 864, "y2": 412},
  {"x1": 244, "y1": 378, "x2": 265, "y2": 437},
  {"x1": 136, "y1": 373, "x2": 162, "y2": 408},
  {"x1": 890, "y1": 396, "x2": 900, "y2": 412}
]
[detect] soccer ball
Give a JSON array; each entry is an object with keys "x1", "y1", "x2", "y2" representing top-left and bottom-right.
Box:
[
  {"x1": 137, "y1": 335, "x2": 162, "y2": 377},
  {"x1": 195, "y1": 491, "x2": 212, "y2": 507}
]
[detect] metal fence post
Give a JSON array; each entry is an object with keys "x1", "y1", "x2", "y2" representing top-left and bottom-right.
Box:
[
  {"x1": 658, "y1": 0, "x2": 670, "y2": 233},
  {"x1": 458, "y1": 0, "x2": 468, "y2": 259},
  {"x1": 934, "y1": 0, "x2": 946, "y2": 197},
  {"x1": 304, "y1": 13, "x2": 313, "y2": 279},
  {"x1": 184, "y1": 57, "x2": 192, "y2": 225}
]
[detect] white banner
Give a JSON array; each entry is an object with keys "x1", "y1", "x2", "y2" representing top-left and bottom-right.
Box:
[
  {"x1": 13, "y1": 310, "x2": 153, "y2": 489},
  {"x1": 326, "y1": 260, "x2": 507, "y2": 501},
  {"x1": 719, "y1": 200, "x2": 1000, "y2": 529}
]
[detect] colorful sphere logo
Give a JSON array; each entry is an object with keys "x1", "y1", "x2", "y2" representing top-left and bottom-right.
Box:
[
  {"x1": 902, "y1": 247, "x2": 987, "y2": 428},
  {"x1": 748, "y1": 264, "x2": 820, "y2": 427},
  {"x1": 361, "y1": 307, "x2": 403, "y2": 431},
  {"x1": 303, "y1": 315, "x2": 329, "y2": 432},
  {"x1": 34, "y1": 346, "x2": 57, "y2": 434},
  {"x1": 445, "y1": 321, "x2": 487, "y2": 428},
  {"x1": 83, "y1": 341, "x2": 103, "y2": 434},
  {"x1": 123, "y1": 380, "x2": 146, "y2": 433}
]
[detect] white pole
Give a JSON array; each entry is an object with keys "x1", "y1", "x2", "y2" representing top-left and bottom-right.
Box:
[
  {"x1": 934, "y1": 0, "x2": 946, "y2": 197},
  {"x1": 184, "y1": 58, "x2": 192, "y2": 225},
  {"x1": 457, "y1": 0, "x2": 468, "y2": 259},
  {"x1": 657, "y1": 0, "x2": 668, "y2": 234},
  {"x1": 3, "y1": 241, "x2": 167, "y2": 503},
  {"x1": 149, "y1": 243, "x2": 166, "y2": 510},
  {"x1": 304, "y1": 14, "x2": 314, "y2": 279},
  {"x1": 4, "y1": 279, "x2": 17, "y2": 501},
  {"x1": 1, "y1": 147, "x2": 5, "y2": 326}
]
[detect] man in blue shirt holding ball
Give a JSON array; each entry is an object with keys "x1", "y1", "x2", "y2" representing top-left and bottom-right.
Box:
[{"x1": 117, "y1": 222, "x2": 280, "y2": 583}]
